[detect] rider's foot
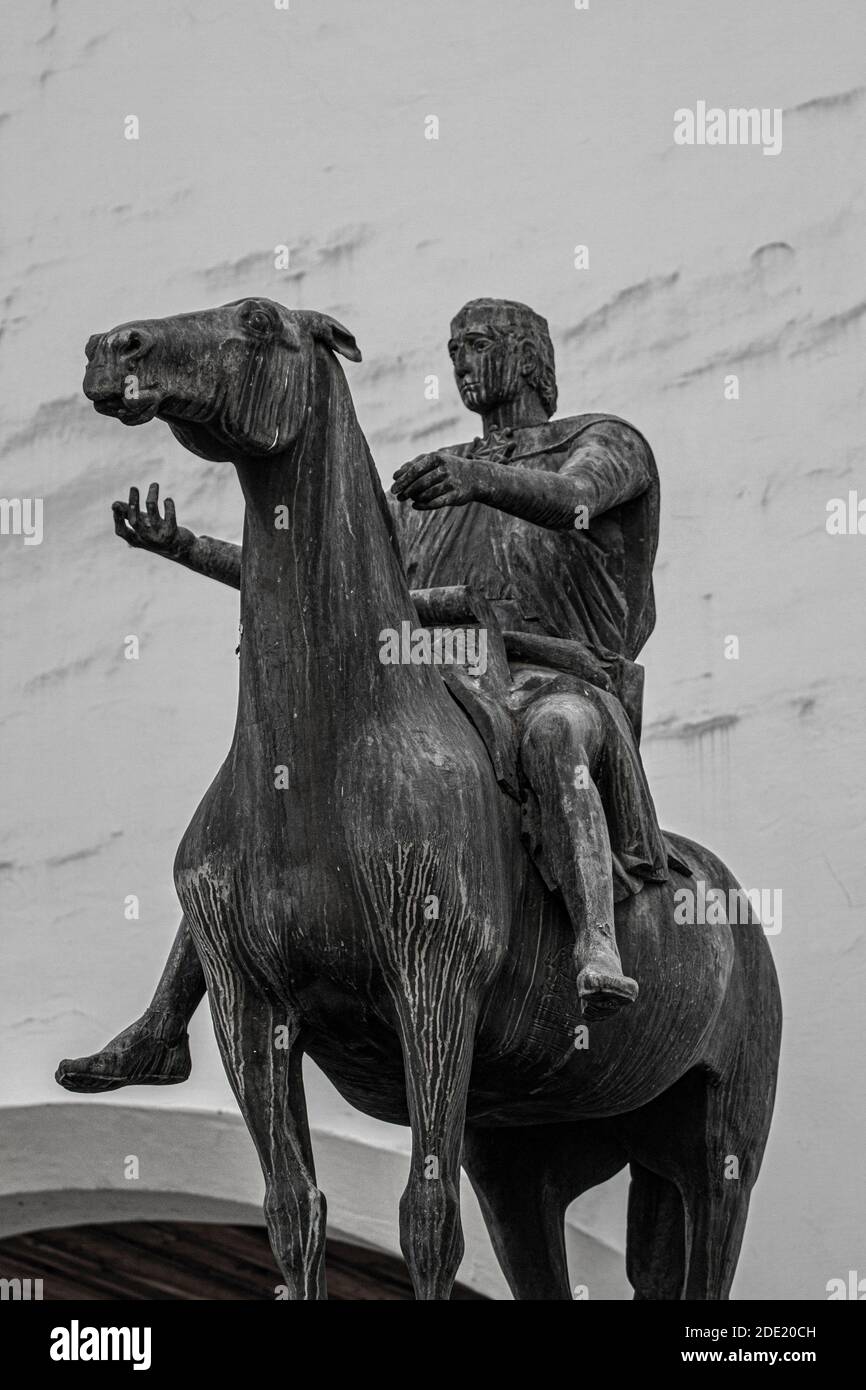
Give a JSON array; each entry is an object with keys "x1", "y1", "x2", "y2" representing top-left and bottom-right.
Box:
[
  {"x1": 55, "y1": 1010, "x2": 191, "y2": 1093},
  {"x1": 576, "y1": 946, "x2": 639, "y2": 1022}
]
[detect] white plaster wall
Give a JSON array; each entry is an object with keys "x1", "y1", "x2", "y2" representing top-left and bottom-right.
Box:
[{"x1": 1, "y1": 0, "x2": 864, "y2": 1298}]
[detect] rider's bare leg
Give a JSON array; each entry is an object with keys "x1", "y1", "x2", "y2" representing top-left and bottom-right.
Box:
[
  {"x1": 519, "y1": 692, "x2": 639, "y2": 1022},
  {"x1": 56, "y1": 917, "x2": 205, "y2": 1092}
]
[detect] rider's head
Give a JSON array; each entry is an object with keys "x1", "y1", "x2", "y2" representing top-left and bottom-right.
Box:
[{"x1": 448, "y1": 299, "x2": 557, "y2": 420}]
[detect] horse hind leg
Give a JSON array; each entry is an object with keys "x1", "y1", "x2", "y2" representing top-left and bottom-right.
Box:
[
  {"x1": 463, "y1": 1120, "x2": 627, "y2": 1300},
  {"x1": 201, "y1": 952, "x2": 327, "y2": 1299},
  {"x1": 623, "y1": 1064, "x2": 768, "y2": 1300},
  {"x1": 626, "y1": 1162, "x2": 686, "y2": 1299},
  {"x1": 678, "y1": 1064, "x2": 767, "y2": 1301}
]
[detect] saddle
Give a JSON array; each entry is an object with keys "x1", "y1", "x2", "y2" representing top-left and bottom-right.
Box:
[{"x1": 411, "y1": 585, "x2": 521, "y2": 798}]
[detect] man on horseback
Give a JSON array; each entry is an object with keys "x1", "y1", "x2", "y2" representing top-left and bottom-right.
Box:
[
  {"x1": 392, "y1": 300, "x2": 669, "y2": 1007},
  {"x1": 57, "y1": 297, "x2": 669, "y2": 1093}
]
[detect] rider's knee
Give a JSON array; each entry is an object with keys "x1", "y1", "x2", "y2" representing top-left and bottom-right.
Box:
[{"x1": 520, "y1": 693, "x2": 603, "y2": 777}]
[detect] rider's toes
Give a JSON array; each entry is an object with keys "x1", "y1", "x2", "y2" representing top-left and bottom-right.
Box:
[{"x1": 55, "y1": 1053, "x2": 127, "y2": 1093}]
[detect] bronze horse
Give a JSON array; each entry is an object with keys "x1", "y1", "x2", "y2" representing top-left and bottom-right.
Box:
[{"x1": 80, "y1": 298, "x2": 781, "y2": 1300}]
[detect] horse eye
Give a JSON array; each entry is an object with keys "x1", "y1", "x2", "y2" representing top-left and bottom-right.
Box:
[{"x1": 244, "y1": 305, "x2": 273, "y2": 335}]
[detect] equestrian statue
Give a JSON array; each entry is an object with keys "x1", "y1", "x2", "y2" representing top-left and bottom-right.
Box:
[{"x1": 57, "y1": 295, "x2": 781, "y2": 1300}]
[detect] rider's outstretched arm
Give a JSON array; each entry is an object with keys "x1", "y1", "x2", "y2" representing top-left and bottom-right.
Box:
[
  {"x1": 113, "y1": 482, "x2": 241, "y2": 589},
  {"x1": 479, "y1": 421, "x2": 654, "y2": 530},
  {"x1": 392, "y1": 421, "x2": 653, "y2": 532}
]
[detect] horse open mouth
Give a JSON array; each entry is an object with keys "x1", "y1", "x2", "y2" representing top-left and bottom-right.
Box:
[{"x1": 93, "y1": 390, "x2": 161, "y2": 426}]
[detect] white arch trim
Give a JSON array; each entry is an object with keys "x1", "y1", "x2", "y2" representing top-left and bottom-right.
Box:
[{"x1": 0, "y1": 1104, "x2": 630, "y2": 1299}]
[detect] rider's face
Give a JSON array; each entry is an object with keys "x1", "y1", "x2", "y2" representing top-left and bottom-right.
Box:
[{"x1": 448, "y1": 325, "x2": 524, "y2": 415}]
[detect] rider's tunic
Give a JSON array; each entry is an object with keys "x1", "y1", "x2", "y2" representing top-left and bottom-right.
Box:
[{"x1": 390, "y1": 414, "x2": 671, "y2": 901}]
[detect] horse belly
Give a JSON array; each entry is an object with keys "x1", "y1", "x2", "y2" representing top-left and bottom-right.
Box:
[{"x1": 470, "y1": 872, "x2": 735, "y2": 1123}]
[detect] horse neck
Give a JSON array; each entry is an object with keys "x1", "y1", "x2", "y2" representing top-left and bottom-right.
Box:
[{"x1": 233, "y1": 350, "x2": 434, "y2": 738}]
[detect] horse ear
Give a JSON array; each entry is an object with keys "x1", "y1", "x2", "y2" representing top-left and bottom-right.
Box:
[{"x1": 306, "y1": 312, "x2": 362, "y2": 363}]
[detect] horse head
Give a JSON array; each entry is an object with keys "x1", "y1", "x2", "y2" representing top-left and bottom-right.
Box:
[{"x1": 83, "y1": 298, "x2": 362, "y2": 463}]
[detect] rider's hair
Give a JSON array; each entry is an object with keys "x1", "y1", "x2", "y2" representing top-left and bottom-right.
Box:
[{"x1": 451, "y1": 298, "x2": 558, "y2": 418}]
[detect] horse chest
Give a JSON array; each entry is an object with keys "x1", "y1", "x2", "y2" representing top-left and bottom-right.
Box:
[{"x1": 174, "y1": 774, "x2": 364, "y2": 970}]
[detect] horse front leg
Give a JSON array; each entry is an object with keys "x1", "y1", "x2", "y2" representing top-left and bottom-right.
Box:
[
  {"x1": 393, "y1": 977, "x2": 478, "y2": 1301},
  {"x1": 202, "y1": 959, "x2": 327, "y2": 1299}
]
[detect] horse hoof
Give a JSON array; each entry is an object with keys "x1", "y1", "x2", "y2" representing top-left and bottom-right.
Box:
[{"x1": 577, "y1": 969, "x2": 639, "y2": 1022}]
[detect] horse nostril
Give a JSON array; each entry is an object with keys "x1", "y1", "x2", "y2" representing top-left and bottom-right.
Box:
[{"x1": 112, "y1": 327, "x2": 151, "y2": 361}]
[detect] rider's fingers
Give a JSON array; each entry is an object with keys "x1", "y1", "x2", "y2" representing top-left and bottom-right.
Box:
[
  {"x1": 398, "y1": 466, "x2": 447, "y2": 500},
  {"x1": 112, "y1": 501, "x2": 134, "y2": 541},
  {"x1": 391, "y1": 454, "x2": 440, "y2": 493},
  {"x1": 146, "y1": 482, "x2": 160, "y2": 520},
  {"x1": 128, "y1": 487, "x2": 140, "y2": 528},
  {"x1": 409, "y1": 479, "x2": 454, "y2": 506},
  {"x1": 392, "y1": 453, "x2": 432, "y2": 479},
  {"x1": 163, "y1": 497, "x2": 177, "y2": 530}
]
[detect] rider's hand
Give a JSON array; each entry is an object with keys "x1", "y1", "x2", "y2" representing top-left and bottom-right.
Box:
[
  {"x1": 112, "y1": 483, "x2": 192, "y2": 559},
  {"x1": 391, "y1": 451, "x2": 493, "y2": 510}
]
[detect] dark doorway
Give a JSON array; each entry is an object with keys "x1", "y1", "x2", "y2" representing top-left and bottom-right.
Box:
[{"x1": 0, "y1": 1222, "x2": 487, "y2": 1300}]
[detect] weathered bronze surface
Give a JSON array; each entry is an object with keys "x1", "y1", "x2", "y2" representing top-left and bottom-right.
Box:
[{"x1": 58, "y1": 297, "x2": 781, "y2": 1300}]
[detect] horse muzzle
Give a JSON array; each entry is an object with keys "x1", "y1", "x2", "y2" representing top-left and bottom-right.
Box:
[{"x1": 83, "y1": 325, "x2": 163, "y2": 425}]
